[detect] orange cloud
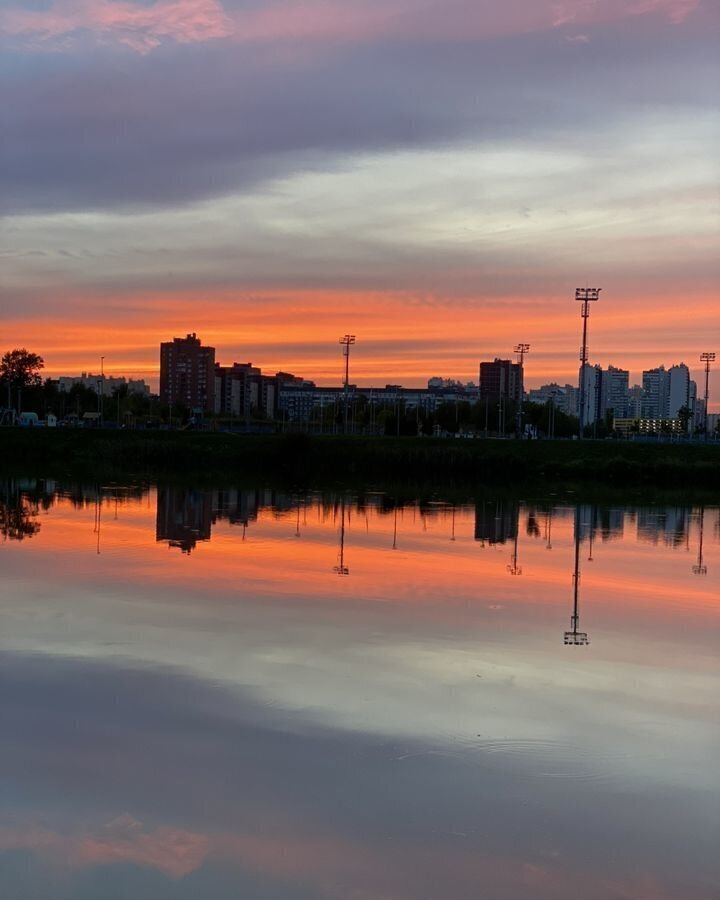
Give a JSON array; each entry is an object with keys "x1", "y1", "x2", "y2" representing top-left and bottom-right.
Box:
[{"x1": 4, "y1": 286, "x2": 719, "y2": 404}]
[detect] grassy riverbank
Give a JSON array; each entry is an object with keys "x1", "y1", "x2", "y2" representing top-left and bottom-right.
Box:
[{"x1": 1, "y1": 428, "x2": 719, "y2": 489}]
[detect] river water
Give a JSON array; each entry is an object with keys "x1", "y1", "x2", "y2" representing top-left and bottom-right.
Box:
[{"x1": 1, "y1": 479, "x2": 718, "y2": 899}]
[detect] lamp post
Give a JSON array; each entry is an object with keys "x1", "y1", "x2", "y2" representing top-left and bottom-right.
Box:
[
  {"x1": 700, "y1": 352, "x2": 715, "y2": 438},
  {"x1": 100, "y1": 356, "x2": 105, "y2": 427},
  {"x1": 339, "y1": 335, "x2": 355, "y2": 435},
  {"x1": 576, "y1": 288, "x2": 601, "y2": 438},
  {"x1": 514, "y1": 343, "x2": 530, "y2": 436}
]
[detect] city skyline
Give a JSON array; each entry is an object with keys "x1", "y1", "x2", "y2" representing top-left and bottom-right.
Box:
[
  {"x1": 27, "y1": 333, "x2": 719, "y2": 412},
  {"x1": 2, "y1": 0, "x2": 718, "y2": 402}
]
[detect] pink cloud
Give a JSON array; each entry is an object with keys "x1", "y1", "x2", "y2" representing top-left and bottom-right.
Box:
[
  {"x1": 0, "y1": 0, "x2": 703, "y2": 53},
  {"x1": 0, "y1": 0, "x2": 233, "y2": 53},
  {"x1": 0, "y1": 816, "x2": 209, "y2": 879},
  {"x1": 551, "y1": 0, "x2": 700, "y2": 28}
]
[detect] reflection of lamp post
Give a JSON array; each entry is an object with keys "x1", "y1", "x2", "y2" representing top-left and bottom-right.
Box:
[
  {"x1": 507, "y1": 527, "x2": 522, "y2": 575},
  {"x1": 565, "y1": 508, "x2": 589, "y2": 646},
  {"x1": 334, "y1": 497, "x2": 350, "y2": 575},
  {"x1": 545, "y1": 507, "x2": 553, "y2": 550},
  {"x1": 692, "y1": 506, "x2": 707, "y2": 575},
  {"x1": 100, "y1": 356, "x2": 105, "y2": 427}
]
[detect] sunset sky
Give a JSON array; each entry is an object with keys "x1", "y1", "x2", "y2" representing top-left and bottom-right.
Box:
[{"x1": 1, "y1": 0, "x2": 718, "y2": 399}]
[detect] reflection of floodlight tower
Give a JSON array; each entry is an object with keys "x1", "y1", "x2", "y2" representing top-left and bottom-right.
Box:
[
  {"x1": 545, "y1": 507, "x2": 553, "y2": 550},
  {"x1": 392, "y1": 506, "x2": 398, "y2": 550},
  {"x1": 339, "y1": 335, "x2": 356, "y2": 435},
  {"x1": 565, "y1": 508, "x2": 589, "y2": 645},
  {"x1": 334, "y1": 497, "x2": 350, "y2": 575},
  {"x1": 576, "y1": 288, "x2": 601, "y2": 439},
  {"x1": 700, "y1": 352, "x2": 715, "y2": 438},
  {"x1": 692, "y1": 505, "x2": 707, "y2": 575},
  {"x1": 514, "y1": 344, "x2": 530, "y2": 435},
  {"x1": 507, "y1": 522, "x2": 522, "y2": 575}
]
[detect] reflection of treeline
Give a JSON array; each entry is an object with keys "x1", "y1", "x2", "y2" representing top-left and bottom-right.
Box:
[
  {"x1": 2, "y1": 429, "x2": 720, "y2": 488},
  {"x1": 0, "y1": 478, "x2": 149, "y2": 542}
]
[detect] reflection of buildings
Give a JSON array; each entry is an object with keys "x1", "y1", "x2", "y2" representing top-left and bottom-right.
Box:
[
  {"x1": 637, "y1": 508, "x2": 689, "y2": 547},
  {"x1": 212, "y1": 488, "x2": 260, "y2": 528},
  {"x1": 156, "y1": 487, "x2": 213, "y2": 553},
  {"x1": 565, "y1": 508, "x2": 590, "y2": 646},
  {"x1": 474, "y1": 501, "x2": 518, "y2": 546}
]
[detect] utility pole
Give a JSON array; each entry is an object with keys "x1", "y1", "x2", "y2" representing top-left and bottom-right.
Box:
[
  {"x1": 514, "y1": 343, "x2": 530, "y2": 436},
  {"x1": 700, "y1": 352, "x2": 715, "y2": 438},
  {"x1": 339, "y1": 335, "x2": 355, "y2": 435},
  {"x1": 576, "y1": 288, "x2": 601, "y2": 439}
]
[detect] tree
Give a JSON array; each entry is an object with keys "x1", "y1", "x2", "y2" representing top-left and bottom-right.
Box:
[
  {"x1": 0, "y1": 349, "x2": 45, "y2": 413},
  {"x1": 677, "y1": 405, "x2": 692, "y2": 435}
]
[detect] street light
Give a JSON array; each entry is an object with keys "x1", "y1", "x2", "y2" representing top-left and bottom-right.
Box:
[
  {"x1": 339, "y1": 335, "x2": 356, "y2": 435},
  {"x1": 700, "y1": 352, "x2": 715, "y2": 438},
  {"x1": 100, "y1": 356, "x2": 105, "y2": 427},
  {"x1": 513, "y1": 343, "x2": 530, "y2": 436}
]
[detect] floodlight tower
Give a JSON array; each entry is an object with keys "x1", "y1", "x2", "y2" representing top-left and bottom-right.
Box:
[
  {"x1": 339, "y1": 335, "x2": 356, "y2": 435},
  {"x1": 565, "y1": 507, "x2": 589, "y2": 646},
  {"x1": 692, "y1": 505, "x2": 707, "y2": 575},
  {"x1": 514, "y1": 343, "x2": 530, "y2": 436},
  {"x1": 334, "y1": 496, "x2": 350, "y2": 575},
  {"x1": 576, "y1": 288, "x2": 601, "y2": 439},
  {"x1": 700, "y1": 352, "x2": 715, "y2": 437}
]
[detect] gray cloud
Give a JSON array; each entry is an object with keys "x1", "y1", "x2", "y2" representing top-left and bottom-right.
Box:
[{"x1": 1, "y1": 16, "x2": 717, "y2": 215}]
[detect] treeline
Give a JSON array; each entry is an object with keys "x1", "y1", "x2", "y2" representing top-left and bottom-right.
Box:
[{"x1": 2, "y1": 430, "x2": 720, "y2": 489}]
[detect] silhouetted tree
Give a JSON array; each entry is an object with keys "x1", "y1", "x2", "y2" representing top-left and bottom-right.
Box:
[{"x1": 0, "y1": 348, "x2": 45, "y2": 413}]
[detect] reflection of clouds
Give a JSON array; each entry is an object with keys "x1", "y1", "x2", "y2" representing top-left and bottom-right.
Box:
[
  {"x1": 0, "y1": 818, "x2": 208, "y2": 878},
  {"x1": 0, "y1": 652, "x2": 715, "y2": 899}
]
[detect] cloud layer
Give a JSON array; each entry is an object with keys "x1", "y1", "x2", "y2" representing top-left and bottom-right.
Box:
[{"x1": 1, "y1": 0, "x2": 718, "y2": 393}]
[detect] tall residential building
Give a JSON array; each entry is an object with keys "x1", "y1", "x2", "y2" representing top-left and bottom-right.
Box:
[
  {"x1": 642, "y1": 366, "x2": 670, "y2": 419},
  {"x1": 579, "y1": 363, "x2": 603, "y2": 426},
  {"x1": 627, "y1": 385, "x2": 644, "y2": 418},
  {"x1": 160, "y1": 333, "x2": 215, "y2": 413},
  {"x1": 602, "y1": 366, "x2": 629, "y2": 419},
  {"x1": 667, "y1": 363, "x2": 690, "y2": 418},
  {"x1": 479, "y1": 359, "x2": 522, "y2": 404}
]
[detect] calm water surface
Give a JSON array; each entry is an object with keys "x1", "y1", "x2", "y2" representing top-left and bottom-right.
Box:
[{"x1": 1, "y1": 479, "x2": 718, "y2": 899}]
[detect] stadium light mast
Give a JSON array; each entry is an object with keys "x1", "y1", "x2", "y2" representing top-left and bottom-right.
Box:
[
  {"x1": 514, "y1": 343, "x2": 530, "y2": 436},
  {"x1": 576, "y1": 288, "x2": 601, "y2": 439},
  {"x1": 700, "y1": 352, "x2": 715, "y2": 437},
  {"x1": 339, "y1": 335, "x2": 356, "y2": 435}
]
